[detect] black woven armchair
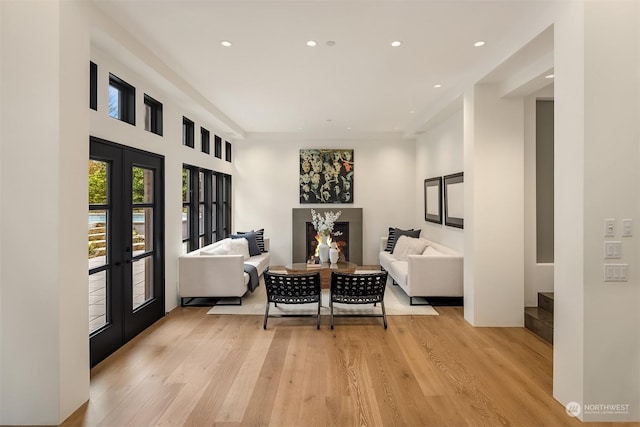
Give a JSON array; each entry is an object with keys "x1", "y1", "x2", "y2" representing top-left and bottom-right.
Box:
[
  {"x1": 329, "y1": 271, "x2": 389, "y2": 329},
  {"x1": 263, "y1": 271, "x2": 322, "y2": 329}
]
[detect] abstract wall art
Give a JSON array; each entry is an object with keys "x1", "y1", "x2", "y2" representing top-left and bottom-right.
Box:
[{"x1": 300, "y1": 149, "x2": 354, "y2": 204}]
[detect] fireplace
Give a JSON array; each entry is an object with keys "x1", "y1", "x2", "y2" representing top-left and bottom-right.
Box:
[
  {"x1": 305, "y1": 221, "x2": 349, "y2": 262},
  {"x1": 292, "y1": 208, "x2": 362, "y2": 265}
]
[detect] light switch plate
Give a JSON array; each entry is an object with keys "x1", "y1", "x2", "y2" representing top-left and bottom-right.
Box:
[
  {"x1": 604, "y1": 263, "x2": 628, "y2": 282},
  {"x1": 622, "y1": 219, "x2": 633, "y2": 237},
  {"x1": 604, "y1": 219, "x2": 616, "y2": 237},
  {"x1": 604, "y1": 241, "x2": 622, "y2": 259}
]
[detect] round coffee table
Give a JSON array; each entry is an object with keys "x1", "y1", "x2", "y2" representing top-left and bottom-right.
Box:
[{"x1": 284, "y1": 261, "x2": 357, "y2": 289}]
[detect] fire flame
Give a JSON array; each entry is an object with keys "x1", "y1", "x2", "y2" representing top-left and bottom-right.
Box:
[{"x1": 314, "y1": 234, "x2": 342, "y2": 258}]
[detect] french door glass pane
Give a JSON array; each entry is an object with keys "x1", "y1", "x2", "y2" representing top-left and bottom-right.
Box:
[
  {"x1": 182, "y1": 169, "x2": 190, "y2": 202},
  {"x1": 199, "y1": 171, "x2": 204, "y2": 202},
  {"x1": 133, "y1": 207, "x2": 153, "y2": 254},
  {"x1": 181, "y1": 241, "x2": 188, "y2": 255},
  {"x1": 182, "y1": 206, "x2": 189, "y2": 241},
  {"x1": 199, "y1": 204, "x2": 205, "y2": 236},
  {"x1": 89, "y1": 160, "x2": 108, "y2": 204},
  {"x1": 132, "y1": 257, "x2": 154, "y2": 310},
  {"x1": 89, "y1": 270, "x2": 107, "y2": 333},
  {"x1": 89, "y1": 210, "x2": 108, "y2": 269},
  {"x1": 132, "y1": 166, "x2": 154, "y2": 203}
]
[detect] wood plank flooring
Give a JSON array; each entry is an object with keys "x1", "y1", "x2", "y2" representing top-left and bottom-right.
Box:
[{"x1": 62, "y1": 307, "x2": 639, "y2": 427}]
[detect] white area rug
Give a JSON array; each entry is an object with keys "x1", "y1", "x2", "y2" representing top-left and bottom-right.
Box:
[{"x1": 207, "y1": 278, "x2": 438, "y2": 316}]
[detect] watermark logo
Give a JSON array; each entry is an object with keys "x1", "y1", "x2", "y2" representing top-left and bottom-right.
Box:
[
  {"x1": 566, "y1": 401, "x2": 581, "y2": 417},
  {"x1": 566, "y1": 401, "x2": 631, "y2": 417}
]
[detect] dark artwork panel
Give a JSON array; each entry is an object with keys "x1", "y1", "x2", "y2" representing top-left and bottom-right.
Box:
[{"x1": 300, "y1": 149, "x2": 354, "y2": 203}]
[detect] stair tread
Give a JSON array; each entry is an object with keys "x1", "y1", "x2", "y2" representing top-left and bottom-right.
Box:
[
  {"x1": 539, "y1": 292, "x2": 554, "y2": 299},
  {"x1": 525, "y1": 306, "x2": 554, "y2": 326}
]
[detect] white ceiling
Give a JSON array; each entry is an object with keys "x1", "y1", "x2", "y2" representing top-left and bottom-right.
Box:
[{"x1": 92, "y1": 0, "x2": 553, "y2": 139}]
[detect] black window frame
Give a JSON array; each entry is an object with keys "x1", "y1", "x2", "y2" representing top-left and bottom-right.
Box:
[
  {"x1": 182, "y1": 117, "x2": 194, "y2": 148},
  {"x1": 201, "y1": 127, "x2": 210, "y2": 154},
  {"x1": 225, "y1": 141, "x2": 232, "y2": 162},
  {"x1": 182, "y1": 164, "x2": 231, "y2": 252},
  {"x1": 214, "y1": 135, "x2": 222, "y2": 159},
  {"x1": 90, "y1": 61, "x2": 98, "y2": 111},
  {"x1": 108, "y1": 73, "x2": 135, "y2": 125},
  {"x1": 144, "y1": 94, "x2": 163, "y2": 136}
]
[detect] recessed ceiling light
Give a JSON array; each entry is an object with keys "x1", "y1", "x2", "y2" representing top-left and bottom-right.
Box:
[
  {"x1": 433, "y1": 84, "x2": 442, "y2": 88},
  {"x1": 306, "y1": 40, "x2": 317, "y2": 47},
  {"x1": 220, "y1": 40, "x2": 232, "y2": 47},
  {"x1": 326, "y1": 41, "x2": 336, "y2": 47},
  {"x1": 474, "y1": 41, "x2": 485, "y2": 47},
  {"x1": 409, "y1": 110, "x2": 415, "y2": 114},
  {"x1": 545, "y1": 74, "x2": 555, "y2": 79},
  {"x1": 391, "y1": 40, "x2": 402, "y2": 47}
]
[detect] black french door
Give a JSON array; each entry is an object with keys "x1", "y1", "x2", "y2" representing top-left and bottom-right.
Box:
[{"x1": 89, "y1": 137, "x2": 165, "y2": 367}]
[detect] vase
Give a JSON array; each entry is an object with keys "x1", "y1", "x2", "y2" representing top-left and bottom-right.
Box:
[
  {"x1": 329, "y1": 243, "x2": 339, "y2": 264},
  {"x1": 318, "y1": 234, "x2": 330, "y2": 263}
]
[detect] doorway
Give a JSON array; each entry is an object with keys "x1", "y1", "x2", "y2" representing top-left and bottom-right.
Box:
[{"x1": 88, "y1": 137, "x2": 165, "y2": 367}]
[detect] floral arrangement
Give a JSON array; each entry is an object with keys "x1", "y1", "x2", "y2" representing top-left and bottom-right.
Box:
[{"x1": 311, "y1": 209, "x2": 341, "y2": 236}]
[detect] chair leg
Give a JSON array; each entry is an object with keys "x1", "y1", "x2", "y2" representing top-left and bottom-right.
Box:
[
  {"x1": 330, "y1": 300, "x2": 334, "y2": 329},
  {"x1": 316, "y1": 300, "x2": 321, "y2": 329},
  {"x1": 381, "y1": 301, "x2": 387, "y2": 329},
  {"x1": 263, "y1": 302, "x2": 270, "y2": 330}
]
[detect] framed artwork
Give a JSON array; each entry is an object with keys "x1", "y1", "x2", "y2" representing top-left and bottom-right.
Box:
[
  {"x1": 424, "y1": 177, "x2": 442, "y2": 224},
  {"x1": 444, "y1": 172, "x2": 464, "y2": 228},
  {"x1": 299, "y1": 149, "x2": 354, "y2": 204}
]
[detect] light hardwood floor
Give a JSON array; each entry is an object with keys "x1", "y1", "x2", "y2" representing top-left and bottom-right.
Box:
[{"x1": 63, "y1": 307, "x2": 638, "y2": 426}]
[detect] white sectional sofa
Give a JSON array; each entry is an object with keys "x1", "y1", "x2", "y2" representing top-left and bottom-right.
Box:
[
  {"x1": 379, "y1": 236, "x2": 463, "y2": 305},
  {"x1": 179, "y1": 237, "x2": 270, "y2": 305}
]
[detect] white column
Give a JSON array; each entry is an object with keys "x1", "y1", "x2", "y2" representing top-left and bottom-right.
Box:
[
  {"x1": 463, "y1": 84, "x2": 525, "y2": 326},
  {"x1": 0, "y1": 1, "x2": 90, "y2": 424},
  {"x1": 554, "y1": 1, "x2": 640, "y2": 422}
]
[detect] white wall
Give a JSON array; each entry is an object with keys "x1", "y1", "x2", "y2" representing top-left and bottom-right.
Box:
[
  {"x1": 464, "y1": 84, "x2": 525, "y2": 327},
  {"x1": 554, "y1": 1, "x2": 640, "y2": 421},
  {"x1": 415, "y1": 109, "x2": 464, "y2": 253},
  {"x1": 524, "y1": 85, "x2": 554, "y2": 307},
  {"x1": 1, "y1": 1, "x2": 89, "y2": 424},
  {"x1": 234, "y1": 136, "x2": 416, "y2": 266}
]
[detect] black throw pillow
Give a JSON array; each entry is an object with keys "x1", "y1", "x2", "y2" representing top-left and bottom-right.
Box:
[{"x1": 239, "y1": 228, "x2": 266, "y2": 253}]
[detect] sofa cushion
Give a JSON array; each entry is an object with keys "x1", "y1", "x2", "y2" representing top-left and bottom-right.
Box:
[
  {"x1": 231, "y1": 232, "x2": 261, "y2": 257},
  {"x1": 228, "y1": 237, "x2": 250, "y2": 260},
  {"x1": 385, "y1": 228, "x2": 421, "y2": 252},
  {"x1": 199, "y1": 239, "x2": 230, "y2": 256},
  {"x1": 392, "y1": 235, "x2": 429, "y2": 261},
  {"x1": 423, "y1": 245, "x2": 446, "y2": 256},
  {"x1": 388, "y1": 261, "x2": 408, "y2": 288}
]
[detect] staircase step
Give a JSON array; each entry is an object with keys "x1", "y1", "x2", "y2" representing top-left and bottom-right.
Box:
[
  {"x1": 538, "y1": 292, "x2": 554, "y2": 313},
  {"x1": 525, "y1": 307, "x2": 553, "y2": 345}
]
